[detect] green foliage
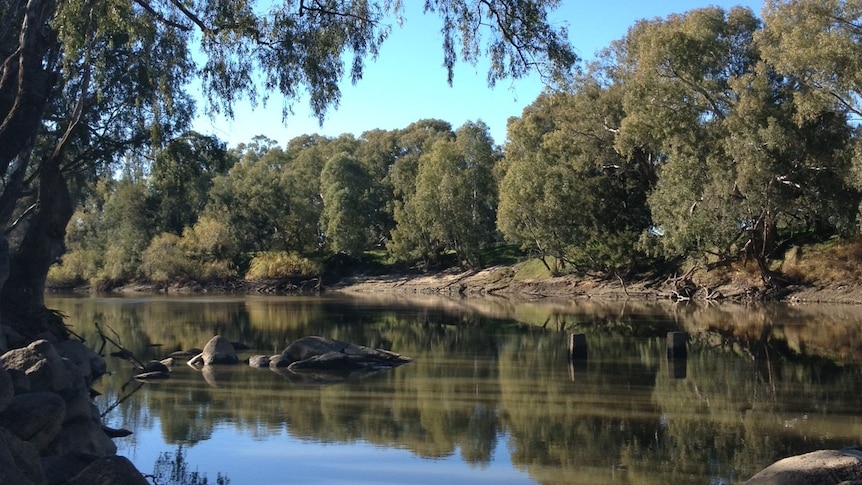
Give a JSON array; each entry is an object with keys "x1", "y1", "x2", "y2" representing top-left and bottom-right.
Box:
[
  {"x1": 320, "y1": 152, "x2": 375, "y2": 255},
  {"x1": 245, "y1": 251, "x2": 323, "y2": 280},
  {"x1": 498, "y1": 83, "x2": 653, "y2": 276},
  {"x1": 392, "y1": 121, "x2": 500, "y2": 268},
  {"x1": 148, "y1": 132, "x2": 236, "y2": 235},
  {"x1": 616, "y1": 6, "x2": 857, "y2": 269}
]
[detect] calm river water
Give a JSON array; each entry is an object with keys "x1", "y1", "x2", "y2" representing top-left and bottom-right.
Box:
[{"x1": 45, "y1": 294, "x2": 862, "y2": 485}]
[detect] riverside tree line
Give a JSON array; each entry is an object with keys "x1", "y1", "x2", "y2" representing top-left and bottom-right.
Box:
[{"x1": 48, "y1": 2, "x2": 862, "y2": 289}]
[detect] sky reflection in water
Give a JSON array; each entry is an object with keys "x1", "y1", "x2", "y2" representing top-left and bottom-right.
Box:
[{"x1": 46, "y1": 295, "x2": 862, "y2": 485}]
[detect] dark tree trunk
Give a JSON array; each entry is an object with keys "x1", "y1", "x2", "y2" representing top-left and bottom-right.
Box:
[
  {"x1": 1, "y1": 157, "x2": 72, "y2": 340},
  {"x1": 0, "y1": 0, "x2": 58, "y2": 175},
  {"x1": 0, "y1": 0, "x2": 64, "y2": 341}
]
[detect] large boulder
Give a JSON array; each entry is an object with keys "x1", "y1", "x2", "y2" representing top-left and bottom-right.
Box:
[
  {"x1": 201, "y1": 335, "x2": 238, "y2": 365},
  {"x1": 43, "y1": 420, "x2": 117, "y2": 457},
  {"x1": 55, "y1": 340, "x2": 107, "y2": 387},
  {"x1": 0, "y1": 392, "x2": 66, "y2": 451},
  {"x1": 65, "y1": 455, "x2": 149, "y2": 485},
  {"x1": 0, "y1": 427, "x2": 43, "y2": 485},
  {"x1": 0, "y1": 366, "x2": 13, "y2": 413},
  {"x1": 0, "y1": 340, "x2": 82, "y2": 394},
  {"x1": 746, "y1": 448, "x2": 862, "y2": 484},
  {"x1": 280, "y1": 336, "x2": 413, "y2": 372}
]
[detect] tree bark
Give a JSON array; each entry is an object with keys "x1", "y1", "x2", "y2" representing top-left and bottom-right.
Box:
[
  {"x1": 1, "y1": 156, "x2": 72, "y2": 340},
  {"x1": 0, "y1": 0, "x2": 58, "y2": 176}
]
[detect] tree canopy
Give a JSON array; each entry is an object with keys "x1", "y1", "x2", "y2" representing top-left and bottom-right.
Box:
[{"x1": 0, "y1": 0, "x2": 576, "y2": 339}]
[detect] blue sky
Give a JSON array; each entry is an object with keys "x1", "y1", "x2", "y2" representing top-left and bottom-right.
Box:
[{"x1": 191, "y1": 1, "x2": 764, "y2": 147}]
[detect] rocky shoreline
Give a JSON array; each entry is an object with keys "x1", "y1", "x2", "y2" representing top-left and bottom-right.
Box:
[
  {"x1": 328, "y1": 266, "x2": 862, "y2": 305},
  {"x1": 0, "y1": 337, "x2": 148, "y2": 484}
]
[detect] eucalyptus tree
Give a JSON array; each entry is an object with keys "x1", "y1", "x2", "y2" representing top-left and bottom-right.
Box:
[
  {"x1": 320, "y1": 151, "x2": 375, "y2": 255},
  {"x1": 148, "y1": 131, "x2": 236, "y2": 235},
  {"x1": 759, "y1": 0, "x2": 862, "y2": 195},
  {"x1": 387, "y1": 119, "x2": 456, "y2": 265},
  {"x1": 759, "y1": 0, "x2": 862, "y2": 121},
  {"x1": 498, "y1": 74, "x2": 654, "y2": 276},
  {"x1": 401, "y1": 121, "x2": 500, "y2": 268},
  {"x1": 616, "y1": 6, "x2": 855, "y2": 277},
  {"x1": 1, "y1": 0, "x2": 576, "y2": 339},
  {"x1": 355, "y1": 128, "x2": 401, "y2": 246}
]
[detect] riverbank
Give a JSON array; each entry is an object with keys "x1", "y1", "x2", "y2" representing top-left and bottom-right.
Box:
[
  {"x1": 329, "y1": 265, "x2": 862, "y2": 305},
  {"x1": 50, "y1": 258, "x2": 862, "y2": 305}
]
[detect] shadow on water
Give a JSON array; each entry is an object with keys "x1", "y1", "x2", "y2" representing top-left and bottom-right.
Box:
[{"x1": 46, "y1": 294, "x2": 862, "y2": 484}]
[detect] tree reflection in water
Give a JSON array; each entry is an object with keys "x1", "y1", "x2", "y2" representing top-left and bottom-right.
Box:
[
  {"x1": 46, "y1": 295, "x2": 862, "y2": 484},
  {"x1": 152, "y1": 445, "x2": 230, "y2": 485}
]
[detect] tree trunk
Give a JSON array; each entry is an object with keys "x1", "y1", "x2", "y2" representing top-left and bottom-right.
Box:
[
  {"x1": 0, "y1": 0, "x2": 58, "y2": 175},
  {"x1": 1, "y1": 157, "x2": 72, "y2": 341}
]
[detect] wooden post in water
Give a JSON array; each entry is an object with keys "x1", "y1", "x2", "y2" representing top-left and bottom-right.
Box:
[
  {"x1": 667, "y1": 331, "x2": 688, "y2": 379},
  {"x1": 667, "y1": 331, "x2": 687, "y2": 359},
  {"x1": 569, "y1": 333, "x2": 588, "y2": 361}
]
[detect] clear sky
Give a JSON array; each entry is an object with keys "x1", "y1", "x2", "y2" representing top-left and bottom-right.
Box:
[{"x1": 191, "y1": 0, "x2": 765, "y2": 148}]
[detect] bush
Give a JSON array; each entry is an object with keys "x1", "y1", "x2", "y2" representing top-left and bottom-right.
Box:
[
  {"x1": 245, "y1": 251, "x2": 322, "y2": 280},
  {"x1": 47, "y1": 249, "x2": 103, "y2": 287},
  {"x1": 142, "y1": 233, "x2": 194, "y2": 282}
]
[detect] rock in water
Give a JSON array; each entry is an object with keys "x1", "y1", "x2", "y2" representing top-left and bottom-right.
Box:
[
  {"x1": 201, "y1": 335, "x2": 238, "y2": 365},
  {"x1": 745, "y1": 448, "x2": 862, "y2": 485},
  {"x1": 280, "y1": 336, "x2": 412, "y2": 372}
]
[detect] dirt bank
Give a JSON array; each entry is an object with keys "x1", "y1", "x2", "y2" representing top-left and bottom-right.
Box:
[{"x1": 330, "y1": 265, "x2": 862, "y2": 305}]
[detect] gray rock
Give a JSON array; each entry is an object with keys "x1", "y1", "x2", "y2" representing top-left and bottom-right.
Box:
[
  {"x1": 0, "y1": 392, "x2": 66, "y2": 451},
  {"x1": 0, "y1": 366, "x2": 13, "y2": 413},
  {"x1": 42, "y1": 453, "x2": 98, "y2": 485},
  {"x1": 0, "y1": 427, "x2": 44, "y2": 485},
  {"x1": 281, "y1": 336, "x2": 413, "y2": 371},
  {"x1": 44, "y1": 420, "x2": 117, "y2": 458},
  {"x1": 142, "y1": 360, "x2": 170, "y2": 373},
  {"x1": 65, "y1": 455, "x2": 149, "y2": 485},
  {"x1": 248, "y1": 355, "x2": 272, "y2": 367},
  {"x1": 746, "y1": 449, "x2": 862, "y2": 485},
  {"x1": 0, "y1": 340, "x2": 82, "y2": 393},
  {"x1": 268, "y1": 353, "x2": 292, "y2": 368},
  {"x1": 201, "y1": 335, "x2": 238, "y2": 365},
  {"x1": 55, "y1": 340, "x2": 107, "y2": 387}
]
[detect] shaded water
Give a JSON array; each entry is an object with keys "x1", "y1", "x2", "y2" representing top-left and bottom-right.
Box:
[{"x1": 45, "y1": 294, "x2": 862, "y2": 484}]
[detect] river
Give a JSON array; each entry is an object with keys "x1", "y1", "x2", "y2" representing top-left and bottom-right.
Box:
[{"x1": 45, "y1": 294, "x2": 862, "y2": 484}]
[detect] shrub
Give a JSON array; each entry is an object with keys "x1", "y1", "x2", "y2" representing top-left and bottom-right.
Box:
[
  {"x1": 141, "y1": 233, "x2": 194, "y2": 282},
  {"x1": 47, "y1": 249, "x2": 103, "y2": 287},
  {"x1": 245, "y1": 251, "x2": 322, "y2": 280}
]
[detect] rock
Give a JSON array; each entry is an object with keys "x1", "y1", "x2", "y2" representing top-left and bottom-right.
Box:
[
  {"x1": 0, "y1": 392, "x2": 66, "y2": 451},
  {"x1": 42, "y1": 452, "x2": 99, "y2": 485},
  {"x1": 0, "y1": 340, "x2": 82, "y2": 394},
  {"x1": 0, "y1": 427, "x2": 44, "y2": 485},
  {"x1": 65, "y1": 455, "x2": 149, "y2": 485},
  {"x1": 201, "y1": 335, "x2": 238, "y2": 365},
  {"x1": 248, "y1": 355, "x2": 272, "y2": 367},
  {"x1": 142, "y1": 360, "x2": 170, "y2": 373},
  {"x1": 0, "y1": 367, "x2": 13, "y2": 414},
  {"x1": 43, "y1": 420, "x2": 117, "y2": 458},
  {"x1": 101, "y1": 425, "x2": 132, "y2": 438},
  {"x1": 268, "y1": 354, "x2": 291, "y2": 368},
  {"x1": 287, "y1": 351, "x2": 371, "y2": 372},
  {"x1": 280, "y1": 336, "x2": 413, "y2": 371},
  {"x1": 55, "y1": 340, "x2": 107, "y2": 387},
  {"x1": 169, "y1": 348, "x2": 202, "y2": 358},
  {"x1": 746, "y1": 449, "x2": 862, "y2": 485},
  {"x1": 133, "y1": 371, "x2": 170, "y2": 381},
  {"x1": 57, "y1": 388, "x2": 99, "y2": 424}
]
